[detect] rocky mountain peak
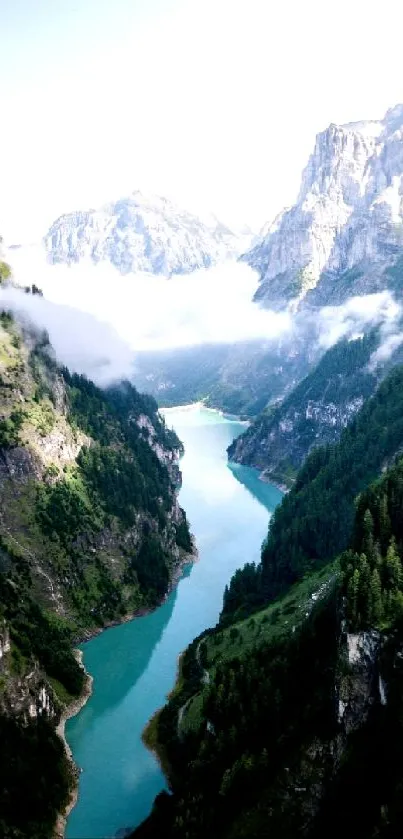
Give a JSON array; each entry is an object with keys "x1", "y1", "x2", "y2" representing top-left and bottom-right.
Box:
[
  {"x1": 243, "y1": 105, "x2": 403, "y2": 309},
  {"x1": 42, "y1": 190, "x2": 249, "y2": 276}
]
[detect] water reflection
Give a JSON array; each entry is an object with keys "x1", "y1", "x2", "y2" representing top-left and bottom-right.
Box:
[
  {"x1": 66, "y1": 408, "x2": 282, "y2": 839},
  {"x1": 228, "y1": 461, "x2": 283, "y2": 511},
  {"x1": 69, "y1": 583, "x2": 179, "y2": 729}
]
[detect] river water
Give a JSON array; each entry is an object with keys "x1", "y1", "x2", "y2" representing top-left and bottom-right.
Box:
[{"x1": 65, "y1": 406, "x2": 282, "y2": 839}]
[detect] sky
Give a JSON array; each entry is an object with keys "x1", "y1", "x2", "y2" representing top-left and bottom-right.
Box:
[{"x1": 1, "y1": 0, "x2": 403, "y2": 243}]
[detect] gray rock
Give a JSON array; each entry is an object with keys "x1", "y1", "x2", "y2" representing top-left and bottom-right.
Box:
[
  {"x1": 43, "y1": 190, "x2": 249, "y2": 276},
  {"x1": 242, "y1": 104, "x2": 403, "y2": 308}
]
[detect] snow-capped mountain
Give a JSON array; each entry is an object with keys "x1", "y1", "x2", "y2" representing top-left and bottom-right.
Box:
[
  {"x1": 43, "y1": 190, "x2": 249, "y2": 276},
  {"x1": 243, "y1": 104, "x2": 403, "y2": 308}
]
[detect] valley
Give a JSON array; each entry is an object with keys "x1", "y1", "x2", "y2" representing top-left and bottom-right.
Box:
[
  {"x1": 64, "y1": 407, "x2": 282, "y2": 838},
  {"x1": 2, "y1": 94, "x2": 403, "y2": 839}
]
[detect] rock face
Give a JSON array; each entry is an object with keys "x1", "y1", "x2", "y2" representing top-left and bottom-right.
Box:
[
  {"x1": 243, "y1": 104, "x2": 403, "y2": 308},
  {"x1": 228, "y1": 334, "x2": 380, "y2": 485},
  {"x1": 0, "y1": 313, "x2": 192, "y2": 624},
  {"x1": 43, "y1": 190, "x2": 247, "y2": 276}
]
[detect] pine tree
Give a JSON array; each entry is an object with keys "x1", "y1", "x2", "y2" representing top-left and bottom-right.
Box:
[
  {"x1": 358, "y1": 553, "x2": 371, "y2": 623},
  {"x1": 347, "y1": 567, "x2": 360, "y2": 627},
  {"x1": 385, "y1": 538, "x2": 402, "y2": 590},
  {"x1": 369, "y1": 568, "x2": 383, "y2": 625},
  {"x1": 378, "y1": 493, "x2": 391, "y2": 553},
  {"x1": 362, "y1": 509, "x2": 375, "y2": 558}
]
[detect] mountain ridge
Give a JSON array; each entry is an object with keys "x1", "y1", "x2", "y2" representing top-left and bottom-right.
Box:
[
  {"x1": 0, "y1": 303, "x2": 193, "y2": 838},
  {"x1": 242, "y1": 104, "x2": 403, "y2": 309},
  {"x1": 41, "y1": 189, "x2": 250, "y2": 276}
]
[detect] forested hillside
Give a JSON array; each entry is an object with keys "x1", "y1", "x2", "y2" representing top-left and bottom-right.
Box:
[
  {"x1": 132, "y1": 335, "x2": 315, "y2": 418},
  {"x1": 0, "y1": 302, "x2": 192, "y2": 839},
  {"x1": 341, "y1": 457, "x2": 403, "y2": 631},
  {"x1": 228, "y1": 333, "x2": 380, "y2": 487},
  {"x1": 223, "y1": 362, "x2": 403, "y2": 619},
  {"x1": 135, "y1": 367, "x2": 403, "y2": 839}
]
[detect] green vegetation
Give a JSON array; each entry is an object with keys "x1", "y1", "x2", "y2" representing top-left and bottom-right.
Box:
[
  {"x1": 26, "y1": 399, "x2": 56, "y2": 436},
  {"x1": 0, "y1": 409, "x2": 25, "y2": 447},
  {"x1": 173, "y1": 563, "x2": 337, "y2": 741},
  {"x1": 175, "y1": 512, "x2": 193, "y2": 552},
  {"x1": 0, "y1": 539, "x2": 84, "y2": 696},
  {"x1": 0, "y1": 260, "x2": 11, "y2": 284},
  {"x1": 0, "y1": 317, "x2": 192, "y2": 837},
  {"x1": 135, "y1": 359, "x2": 403, "y2": 839},
  {"x1": 0, "y1": 537, "x2": 81, "y2": 838},
  {"x1": 228, "y1": 332, "x2": 379, "y2": 477},
  {"x1": 342, "y1": 457, "x2": 403, "y2": 630},
  {"x1": 134, "y1": 591, "x2": 340, "y2": 839},
  {"x1": 224, "y1": 363, "x2": 403, "y2": 620},
  {"x1": 210, "y1": 563, "x2": 336, "y2": 669},
  {"x1": 36, "y1": 471, "x2": 103, "y2": 548},
  {"x1": 0, "y1": 340, "x2": 191, "y2": 625},
  {"x1": 0, "y1": 715, "x2": 73, "y2": 839},
  {"x1": 128, "y1": 532, "x2": 170, "y2": 601},
  {"x1": 133, "y1": 340, "x2": 313, "y2": 418}
]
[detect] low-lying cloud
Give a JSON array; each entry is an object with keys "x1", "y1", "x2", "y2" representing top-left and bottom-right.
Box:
[
  {"x1": 0, "y1": 284, "x2": 134, "y2": 386},
  {"x1": 315, "y1": 291, "x2": 402, "y2": 349},
  {"x1": 3, "y1": 246, "x2": 403, "y2": 387},
  {"x1": 9, "y1": 249, "x2": 291, "y2": 350}
]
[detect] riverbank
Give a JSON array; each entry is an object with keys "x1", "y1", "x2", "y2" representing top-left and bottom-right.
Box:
[
  {"x1": 258, "y1": 470, "x2": 292, "y2": 493},
  {"x1": 142, "y1": 631, "x2": 209, "y2": 789},
  {"x1": 161, "y1": 401, "x2": 249, "y2": 425},
  {"x1": 54, "y1": 651, "x2": 94, "y2": 839},
  {"x1": 142, "y1": 647, "x2": 188, "y2": 786},
  {"x1": 55, "y1": 544, "x2": 196, "y2": 837},
  {"x1": 61, "y1": 407, "x2": 282, "y2": 839},
  {"x1": 74, "y1": 545, "x2": 197, "y2": 644}
]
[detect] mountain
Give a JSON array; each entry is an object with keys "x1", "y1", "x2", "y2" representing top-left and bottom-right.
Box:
[
  {"x1": 43, "y1": 190, "x2": 248, "y2": 275},
  {"x1": 243, "y1": 104, "x2": 403, "y2": 308},
  {"x1": 134, "y1": 364, "x2": 403, "y2": 839},
  {"x1": 132, "y1": 333, "x2": 319, "y2": 418},
  {"x1": 0, "y1": 303, "x2": 192, "y2": 838},
  {"x1": 226, "y1": 362, "x2": 403, "y2": 616},
  {"x1": 131, "y1": 107, "x2": 403, "y2": 421},
  {"x1": 228, "y1": 330, "x2": 403, "y2": 487}
]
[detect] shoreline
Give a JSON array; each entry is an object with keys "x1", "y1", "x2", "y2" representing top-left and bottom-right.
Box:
[
  {"x1": 74, "y1": 544, "x2": 198, "y2": 645},
  {"x1": 141, "y1": 647, "x2": 187, "y2": 787},
  {"x1": 160, "y1": 402, "x2": 249, "y2": 426},
  {"x1": 54, "y1": 651, "x2": 94, "y2": 839},
  {"x1": 258, "y1": 471, "x2": 291, "y2": 494},
  {"x1": 228, "y1": 454, "x2": 289, "y2": 495},
  {"x1": 53, "y1": 545, "x2": 197, "y2": 837}
]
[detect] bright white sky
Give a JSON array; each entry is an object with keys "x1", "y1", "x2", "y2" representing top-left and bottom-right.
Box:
[{"x1": 1, "y1": 0, "x2": 403, "y2": 243}]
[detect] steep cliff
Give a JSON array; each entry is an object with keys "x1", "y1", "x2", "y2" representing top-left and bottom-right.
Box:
[
  {"x1": 134, "y1": 408, "x2": 403, "y2": 839},
  {"x1": 243, "y1": 104, "x2": 403, "y2": 308},
  {"x1": 228, "y1": 333, "x2": 385, "y2": 485},
  {"x1": 42, "y1": 190, "x2": 247, "y2": 276},
  {"x1": 0, "y1": 306, "x2": 192, "y2": 838}
]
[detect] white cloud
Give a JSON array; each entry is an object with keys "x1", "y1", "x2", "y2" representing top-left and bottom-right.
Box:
[
  {"x1": 8, "y1": 250, "x2": 292, "y2": 351},
  {"x1": 3, "y1": 250, "x2": 403, "y2": 389},
  {"x1": 0, "y1": 284, "x2": 134, "y2": 386},
  {"x1": 369, "y1": 333, "x2": 403, "y2": 369},
  {"x1": 316, "y1": 292, "x2": 402, "y2": 349}
]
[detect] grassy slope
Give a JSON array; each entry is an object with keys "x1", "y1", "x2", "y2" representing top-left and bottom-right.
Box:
[{"x1": 157, "y1": 562, "x2": 338, "y2": 742}]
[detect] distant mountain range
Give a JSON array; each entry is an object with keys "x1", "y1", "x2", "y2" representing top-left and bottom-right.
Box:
[
  {"x1": 42, "y1": 190, "x2": 251, "y2": 276},
  {"x1": 242, "y1": 104, "x2": 403, "y2": 308},
  {"x1": 133, "y1": 106, "x2": 403, "y2": 487}
]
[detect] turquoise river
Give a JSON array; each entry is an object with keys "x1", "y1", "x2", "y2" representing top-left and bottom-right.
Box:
[{"x1": 65, "y1": 406, "x2": 282, "y2": 838}]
